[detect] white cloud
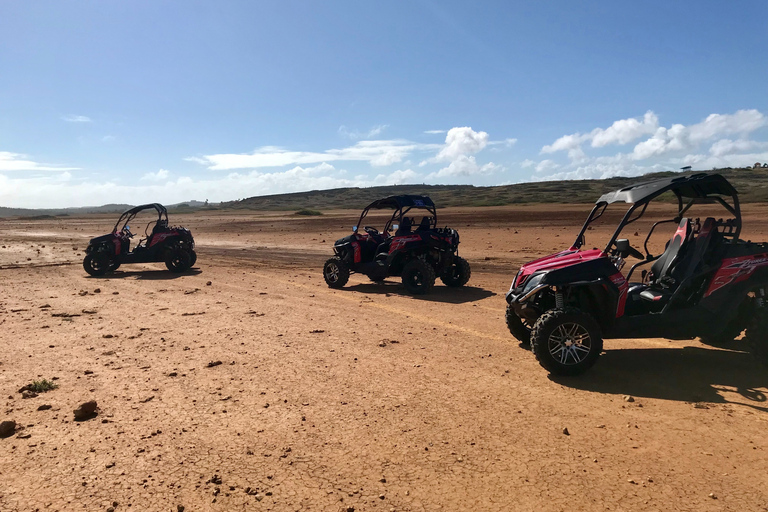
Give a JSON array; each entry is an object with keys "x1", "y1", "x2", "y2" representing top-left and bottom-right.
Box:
[
  {"x1": 435, "y1": 127, "x2": 489, "y2": 161},
  {"x1": 140, "y1": 169, "x2": 171, "y2": 182},
  {"x1": 427, "y1": 155, "x2": 500, "y2": 179},
  {"x1": 0, "y1": 151, "x2": 79, "y2": 172},
  {"x1": 62, "y1": 115, "x2": 92, "y2": 123},
  {"x1": 424, "y1": 129, "x2": 446, "y2": 134},
  {"x1": 0, "y1": 163, "x2": 368, "y2": 209},
  {"x1": 338, "y1": 124, "x2": 389, "y2": 140},
  {"x1": 542, "y1": 111, "x2": 658, "y2": 154},
  {"x1": 688, "y1": 110, "x2": 766, "y2": 143},
  {"x1": 535, "y1": 159, "x2": 560, "y2": 173},
  {"x1": 541, "y1": 133, "x2": 589, "y2": 154},
  {"x1": 193, "y1": 140, "x2": 439, "y2": 171},
  {"x1": 535, "y1": 109, "x2": 768, "y2": 183},
  {"x1": 488, "y1": 138, "x2": 518, "y2": 150},
  {"x1": 520, "y1": 159, "x2": 536, "y2": 168},
  {"x1": 709, "y1": 138, "x2": 768, "y2": 157},
  {"x1": 373, "y1": 169, "x2": 419, "y2": 185},
  {"x1": 590, "y1": 111, "x2": 659, "y2": 148}
]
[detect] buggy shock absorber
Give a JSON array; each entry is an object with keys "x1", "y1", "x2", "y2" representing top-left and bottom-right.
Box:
[
  {"x1": 554, "y1": 287, "x2": 565, "y2": 309},
  {"x1": 758, "y1": 288, "x2": 766, "y2": 308}
]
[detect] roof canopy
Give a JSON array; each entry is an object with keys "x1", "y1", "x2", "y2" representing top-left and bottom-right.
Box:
[
  {"x1": 597, "y1": 173, "x2": 738, "y2": 205},
  {"x1": 363, "y1": 195, "x2": 435, "y2": 211},
  {"x1": 122, "y1": 203, "x2": 168, "y2": 216}
]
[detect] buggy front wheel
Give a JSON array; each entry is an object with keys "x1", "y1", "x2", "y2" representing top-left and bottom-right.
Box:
[
  {"x1": 531, "y1": 308, "x2": 603, "y2": 376},
  {"x1": 189, "y1": 250, "x2": 198, "y2": 267},
  {"x1": 440, "y1": 257, "x2": 471, "y2": 287},
  {"x1": 323, "y1": 256, "x2": 350, "y2": 288},
  {"x1": 165, "y1": 248, "x2": 192, "y2": 272},
  {"x1": 83, "y1": 252, "x2": 111, "y2": 276},
  {"x1": 402, "y1": 259, "x2": 436, "y2": 295}
]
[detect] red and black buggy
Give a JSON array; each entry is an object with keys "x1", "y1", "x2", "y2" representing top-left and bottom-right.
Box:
[
  {"x1": 83, "y1": 203, "x2": 196, "y2": 276},
  {"x1": 505, "y1": 173, "x2": 768, "y2": 375},
  {"x1": 323, "y1": 195, "x2": 470, "y2": 294}
]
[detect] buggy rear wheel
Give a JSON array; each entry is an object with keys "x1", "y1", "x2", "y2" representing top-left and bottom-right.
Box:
[
  {"x1": 746, "y1": 304, "x2": 768, "y2": 368},
  {"x1": 505, "y1": 305, "x2": 532, "y2": 347},
  {"x1": 323, "y1": 256, "x2": 350, "y2": 288},
  {"x1": 189, "y1": 250, "x2": 197, "y2": 267},
  {"x1": 165, "y1": 248, "x2": 192, "y2": 272},
  {"x1": 440, "y1": 257, "x2": 471, "y2": 287},
  {"x1": 700, "y1": 296, "x2": 753, "y2": 347},
  {"x1": 402, "y1": 259, "x2": 435, "y2": 295},
  {"x1": 531, "y1": 308, "x2": 602, "y2": 376},
  {"x1": 83, "y1": 252, "x2": 111, "y2": 276}
]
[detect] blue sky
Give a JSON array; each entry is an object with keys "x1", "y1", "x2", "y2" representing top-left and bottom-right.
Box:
[{"x1": 1, "y1": 0, "x2": 767, "y2": 208}]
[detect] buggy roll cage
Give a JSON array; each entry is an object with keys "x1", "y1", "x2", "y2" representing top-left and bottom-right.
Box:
[
  {"x1": 573, "y1": 173, "x2": 741, "y2": 256},
  {"x1": 355, "y1": 195, "x2": 437, "y2": 234},
  {"x1": 113, "y1": 203, "x2": 169, "y2": 234}
]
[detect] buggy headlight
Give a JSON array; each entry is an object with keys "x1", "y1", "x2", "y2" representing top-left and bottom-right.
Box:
[{"x1": 521, "y1": 272, "x2": 546, "y2": 295}]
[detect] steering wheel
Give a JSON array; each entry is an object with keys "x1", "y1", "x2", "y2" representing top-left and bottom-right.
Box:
[
  {"x1": 364, "y1": 226, "x2": 379, "y2": 235},
  {"x1": 122, "y1": 225, "x2": 134, "y2": 238}
]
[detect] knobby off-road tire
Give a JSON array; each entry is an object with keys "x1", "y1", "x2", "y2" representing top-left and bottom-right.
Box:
[
  {"x1": 165, "y1": 248, "x2": 192, "y2": 272},
  {"x1": 108, "y1": 261, "x2": 121, "y2": 272},
  {"x1": 323, "y1": 256, "x2": 350, "y2": 288},
  {"x1": 83, "y1": 252, "x2": 110, "y2": 276},
  {"x1": 700, "y1": 296, "x2": 754, "y2": 347},
  {"x1": 505, "y1": 304, "x2": 532, "y2": 347},
  {"x1": 531, "y1": 308, "x2": 603, "y2": 376},
  {"x1": 189, "y1": 250, "x2": 198, "y2": 267},
  {"x1": 745, "y1": 305, "x2": 768, "y2": 368},
  {"x1": 440, "y1": 256, "x2": 471, "y2": 287},
  {"x1": 402, "y1": 259, "x2": 436, "y2": 295}
]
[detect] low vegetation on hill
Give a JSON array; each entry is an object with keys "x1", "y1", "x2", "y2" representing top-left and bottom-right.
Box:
[
  {"x1": 2, "y1": 167, "x2": 766, "y2": 218},
  {"x1": 221, "y1": 167, "x2": 768, "y2": 211}
]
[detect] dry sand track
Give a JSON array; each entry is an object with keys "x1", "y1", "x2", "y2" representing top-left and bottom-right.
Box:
[{"x1": 1, "y1": 206, "x2": 768, "y2": 511}]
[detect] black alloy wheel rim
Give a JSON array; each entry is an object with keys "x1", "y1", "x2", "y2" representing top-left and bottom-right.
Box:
[{"x1": 548, "y1": 322, "x2": 592, "y2": 365}]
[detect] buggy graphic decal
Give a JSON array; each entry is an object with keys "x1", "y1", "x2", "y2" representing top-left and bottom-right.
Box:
[
  {"x1": 149, "y1": 232, "x2": 176, "y2": 247},
  {"x1": 389, "y1": 235, "x2": 423, "y2": 253},
  {"x1": 609, "y1": 272, "x2": 628, "y2": 318},
  {"x1": 705, "y1": 253, "x2": 768, "y2": 297}
]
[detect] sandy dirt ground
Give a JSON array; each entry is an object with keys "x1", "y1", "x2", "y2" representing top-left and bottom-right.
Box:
[{"x1": 2, "y1": 204, "x2": 768, "y2": 512}]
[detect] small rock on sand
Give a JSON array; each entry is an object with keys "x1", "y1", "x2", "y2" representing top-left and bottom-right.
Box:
[
  {"x1": 0, "y1": 420, "x2": 16, "y2": 438},
  {"x1": 21, "y1": 390, "x2": 38, "y2": 399},
  {"x1": 74, "y1": 400, "x2": 99, "y2": 421}
]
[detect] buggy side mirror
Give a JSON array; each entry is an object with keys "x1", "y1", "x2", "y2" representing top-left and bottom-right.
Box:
[
  {"x1": 352, "y1": 226, "x2": 358, "y2": 233},
  {"x1": 615, "y1": 239, "x2": 631, "y2": 258}
]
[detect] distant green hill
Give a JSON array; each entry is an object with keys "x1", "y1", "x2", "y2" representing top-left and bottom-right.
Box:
[
  {"x1": 222, "y1": 167, "x2": 768, "y2": 211},
  {"x1": 0, "y1": 203, "x2": 133, "y2": 218},
  {"x1": 2, "y1": 167, "x2": 766, "y2": 217}
]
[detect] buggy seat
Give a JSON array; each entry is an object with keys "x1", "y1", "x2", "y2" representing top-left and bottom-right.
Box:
[
  {"x1": 395, "y1": 217, "x2": 412, "y2": 237},
  {"x1": 640, "y1": 217, "x2": 719, "y2": 303},
  {"x1": 416, "y1": 216, "x2": 432, "y2": 231}
]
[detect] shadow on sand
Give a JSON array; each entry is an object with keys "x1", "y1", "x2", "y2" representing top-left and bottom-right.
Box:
[
  {"x1": 551, "y1": 344, "x2": 768, "y2": 412},
  {"x1": 345, "y1": 281, "x2": 496, "y2": 304},
  {"x1": 86, "y1": 268, "x2": 203, "y2": 280}
]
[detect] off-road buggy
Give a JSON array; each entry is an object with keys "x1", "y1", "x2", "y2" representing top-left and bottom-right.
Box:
[
  {"x1": 505, "y1": 173, "x2": 768, "y2": 375},
  {"x1": 83, "y1": 203, "x2": 196, "y2": 276},
  {"x1": 323, "y1": 195, "x2": 470, "y2": 294}
]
